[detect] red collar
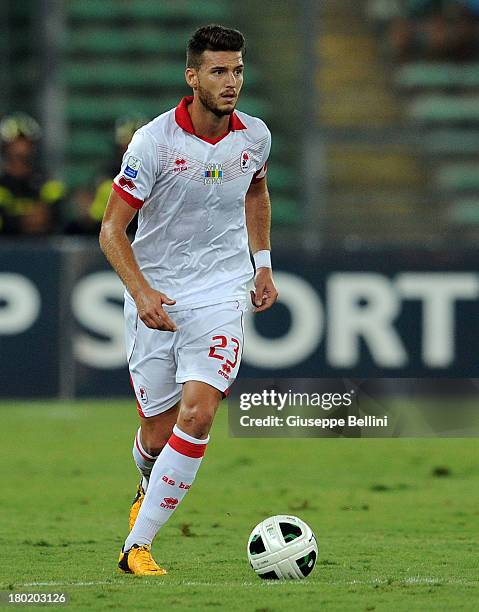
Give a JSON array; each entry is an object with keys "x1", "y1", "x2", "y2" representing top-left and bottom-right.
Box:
[{"x1": 175, "y1": 96, "x2": 246, "y2": 145}]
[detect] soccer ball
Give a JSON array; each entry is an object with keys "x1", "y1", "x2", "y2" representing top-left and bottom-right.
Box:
[{"x1": 247, "y1": 515, "x2": 318, "y2": 580}]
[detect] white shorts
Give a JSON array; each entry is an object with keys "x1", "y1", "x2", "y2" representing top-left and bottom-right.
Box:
[{"x1": 125, "y1": 297, "x2": 247, "y2": 417}]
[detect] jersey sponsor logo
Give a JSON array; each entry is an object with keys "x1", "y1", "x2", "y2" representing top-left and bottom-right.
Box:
[
  {"x1": 124, "y1": 156, "x2": 141, "y2": 179},
  {"x1": 204, "y1": 163, "x2": 223, "y2": 185},
  {"x1": 118, "y1": 175, "x2": 136, "y2": 191},
  {"x1": 173, "y1": 158, "x2": 188, "y2": 172},
  {"x1": 240, "y1": 150, "x2": 251, "y2": 172}
]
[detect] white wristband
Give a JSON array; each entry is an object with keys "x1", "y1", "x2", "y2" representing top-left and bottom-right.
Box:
[{"x1": 253, "y1": 250, "x2": 272, "y2": 270}]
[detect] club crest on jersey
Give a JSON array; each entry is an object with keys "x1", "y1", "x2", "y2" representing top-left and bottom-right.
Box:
[
  {"x1": 138, "y1": 386, "x2": 148, "y2": 405},
  {"x1": 240, "y1": 150, "x2": 251, "y2": 172},
  {"x1": 124, "y1": 156, "x2": 141, "y2": 179},
  {"x1": 204, "y1": 163, "x2": 223, "y2": 185}
]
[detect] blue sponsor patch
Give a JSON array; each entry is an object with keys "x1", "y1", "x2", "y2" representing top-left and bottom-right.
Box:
[
  {"x1": 124, "y1": 156, "x2": 141, "y2": 179},
  {"x1": 124, "y1": 166, "x2": 138, "y2": 178}
]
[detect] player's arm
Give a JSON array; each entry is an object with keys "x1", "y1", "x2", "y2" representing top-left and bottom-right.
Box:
[
  {"x1": 99, "y1": 189, "x2": 177, "y2": 331},
  {"x1": 245, "y1": 177, "x2": 278, "y2": 313}
]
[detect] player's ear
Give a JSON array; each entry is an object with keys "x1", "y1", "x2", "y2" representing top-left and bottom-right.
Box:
[{"x1": 185, "y1": 68, "x2": 198, "y2": 90}]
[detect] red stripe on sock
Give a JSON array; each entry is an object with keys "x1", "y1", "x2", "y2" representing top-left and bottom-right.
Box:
[
  {"x1": 168, "y1": 433, "x2": 207, "y2": 458},
  {"x1": 135, "y1": 433, "x2": 157, "y2": 463}
]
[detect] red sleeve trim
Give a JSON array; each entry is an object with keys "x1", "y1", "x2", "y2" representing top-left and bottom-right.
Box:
[
  {"x1": 168, "y1": 433, "x2": 207, "y2": 458},
  {"x1": 112, "y1": 182, "x2": 144, "y2": 210}
]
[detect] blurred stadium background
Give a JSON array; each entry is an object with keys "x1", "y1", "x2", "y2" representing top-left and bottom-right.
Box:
[{"x1": 1, "y1": 0, "x2": 479, "y2": 398}]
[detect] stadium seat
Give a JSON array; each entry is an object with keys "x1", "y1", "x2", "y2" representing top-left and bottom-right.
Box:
[
  {"x1": 423, "y1": 130, "x2": 479, "y2": 155},
  {"x1": 328, "y1": 146, "x2": 423, "y2": 188},
  {"x1": 436, "y1": 164, "x2": 479, "y2": 192},
  {"x1": 270, "y1": 198, "x2": 302, "y2": 226},
  {"x1": 65, "y1": 61, "x2": 188, "y2": 88},
  {"x1": 64, "y1": 162, "x2": 96, "y2": 188},
  {"x1": 67, "y1": 29, "x2": 190, "y2": 55},
  {"x1": 68, "y1": 0, "x2": 227, "y2": 21},
  {"x1": 266, "y1": 166, "x2": 296, "y2": 191},
  {"x1": 409, "y1": 95, "x2": 479, "y2": 123},
  {"x1": 67, "y1": 132, "x2": 112, "y2": 158},
  {"x1": 66, "y1": 97, "x2": 179, "y2": 122},
  {"x1": 447, "y1": 199, "x2": 479, "y2": 224},
  {"x1": 397, "y1": 63, "x2": 479, "y2": 89}
]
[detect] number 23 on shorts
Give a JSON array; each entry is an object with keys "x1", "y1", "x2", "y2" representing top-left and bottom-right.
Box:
[{"x1": 208, "y1": 335, "x2": 240, "y2": 369}]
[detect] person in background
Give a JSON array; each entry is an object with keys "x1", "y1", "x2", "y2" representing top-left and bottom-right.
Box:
[
  {"x1": 65, "y1": 115, "x2": 147, "y2": 236},
  {"x1": 0, "y1": 113, "x2": 65, "y2": 236},
  {"x1": 387, "y1": 0, "x2": 479, "y2": 60},
  {"x1": 90, "y1": 115, "x2": 148, "y2": 235}
]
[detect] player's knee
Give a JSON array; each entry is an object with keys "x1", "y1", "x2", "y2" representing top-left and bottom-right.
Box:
[
  {"x1": 141, "y1": 432, "x2": 169, "y2": 456},
  {"x1": 178, "y1": 403, "x2": 215, "y2": 439}
]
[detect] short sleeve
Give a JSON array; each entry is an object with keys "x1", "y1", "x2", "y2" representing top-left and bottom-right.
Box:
[
  {"x1": 112, "y1": 129, "x2": 158, "y2": 209},
  {"x1": 251, "y1": 126, "x2": 271, "y2": 184}
]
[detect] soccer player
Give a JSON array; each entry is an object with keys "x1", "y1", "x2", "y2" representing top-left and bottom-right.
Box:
[{"x1": 100, "y1": 24, "x2": 277, "y2": 576}]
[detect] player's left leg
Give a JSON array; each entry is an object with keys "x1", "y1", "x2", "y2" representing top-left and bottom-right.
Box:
[{"x1": 123, "y1": 381, "x2": 220, "y2": 554}]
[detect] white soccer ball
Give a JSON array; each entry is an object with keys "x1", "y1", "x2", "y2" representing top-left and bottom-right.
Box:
[{"x1": 247, "y1": 515, "x2": 318, "y2": 580}]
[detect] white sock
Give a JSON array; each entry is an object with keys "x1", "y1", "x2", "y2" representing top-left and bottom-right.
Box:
[
  {"x1": 132, "y1": 428, "x2": 158, "y2": 491},
  {"x1": 124, "y1": 425, "x2": 209, "y2": 550}
]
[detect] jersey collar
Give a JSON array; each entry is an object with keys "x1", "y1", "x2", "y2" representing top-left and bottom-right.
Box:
[{"x1": 175, "y1": 96, "x2": 246, "y2": 145}]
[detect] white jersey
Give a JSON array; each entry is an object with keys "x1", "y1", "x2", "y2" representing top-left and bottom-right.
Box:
[{"x1": 113, "y1": 96, "x2": 271, "y2": 311}]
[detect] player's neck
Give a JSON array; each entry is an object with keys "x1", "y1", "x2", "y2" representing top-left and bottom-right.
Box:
[{"x1": 188, "y1": 98, "x2": 230, "y2": 140}]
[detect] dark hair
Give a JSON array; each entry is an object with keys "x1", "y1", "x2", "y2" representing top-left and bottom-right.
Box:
[{"x1": 186, "y1": 24, "x2": 245, "y2": 69}]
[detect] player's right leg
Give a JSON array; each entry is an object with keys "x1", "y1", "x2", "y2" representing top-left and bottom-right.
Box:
[
  {"x1": 121, "y1": 389, "x2": 182, "y2": 574},
  {"x1": 122, "y1": 301, "x2": 246, "y2": 574},
  {"x1": 122, "y1": 381, "x2": 220, "y2": 562}
]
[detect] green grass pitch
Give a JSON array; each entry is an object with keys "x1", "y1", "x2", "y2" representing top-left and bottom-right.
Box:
[{"x1": 0, "y1": 400, "x2": 478, "y2": 611}]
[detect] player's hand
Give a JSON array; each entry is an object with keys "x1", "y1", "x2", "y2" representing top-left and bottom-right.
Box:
[
  {"x1": 135, "y1": 287, "x2": 177, "y2": 331},
  {"x1": 250, "y1": 268, "x2": 278, "y2": 313}
]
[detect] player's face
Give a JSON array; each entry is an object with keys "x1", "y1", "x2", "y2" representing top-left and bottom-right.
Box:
[{"x1": 195, "y1": 51, "x2": 244, "y2": 117}]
